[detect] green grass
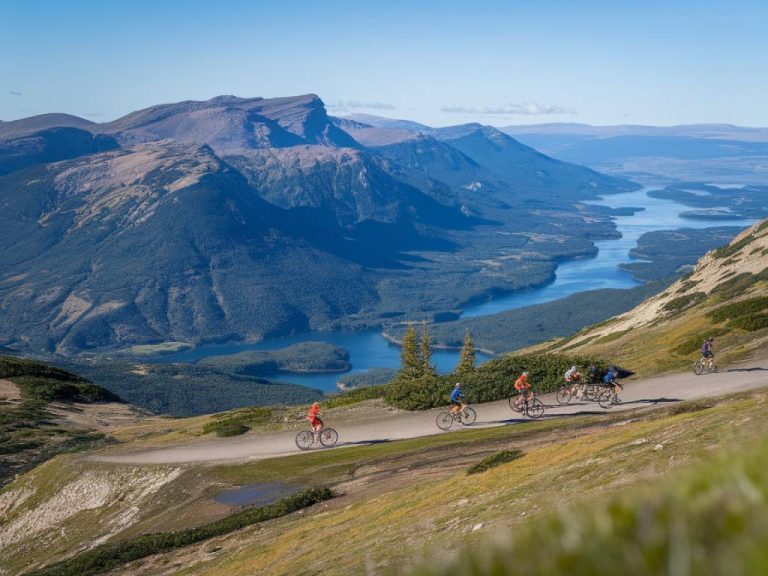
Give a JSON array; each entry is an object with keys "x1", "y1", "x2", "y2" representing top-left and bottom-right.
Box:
[
  {"x1": 407, "y1": 435, "x2": 768, "y2": 576},
  {"x1": 467, "y1": 449, "x2": 524, "y2": 475}
]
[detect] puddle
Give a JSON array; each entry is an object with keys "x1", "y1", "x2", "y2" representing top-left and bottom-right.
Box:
[{"x1": 213, "y1": 482, "x2": 301, "y2": 507}]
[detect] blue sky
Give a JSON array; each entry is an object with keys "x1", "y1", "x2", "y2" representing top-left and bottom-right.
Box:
[{"x1": 2, "y1": 0, "x2": 767, "y2": 126}]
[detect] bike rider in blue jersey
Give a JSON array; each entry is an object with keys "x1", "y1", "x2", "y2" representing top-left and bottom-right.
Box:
[
  {"x1": 603, "y1": 366, "x2": 623, "y2": 398},
  {"x1": 450, "y1": 382, "x2": 466, "y2": 414}
]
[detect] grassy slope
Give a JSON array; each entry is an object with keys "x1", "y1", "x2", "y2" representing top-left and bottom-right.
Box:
[
  {"x1": 531, "y1": 220, "x2": 768, "y2": 375},
  {"x1": 13, "y1": 387, "x2": 756, "y2": 576},
  {"x1": 0, "y1": 355, "x2": 121, "y2": 486}
]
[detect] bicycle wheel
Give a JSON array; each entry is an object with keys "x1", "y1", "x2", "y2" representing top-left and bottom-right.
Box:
[
  {"x1": 693, "y1": 360, "x2": 703, "y2": 375},
  {"x1": 436, "y1": 412, "x2": 454, "y2": 430},
  {"x1": 598, "y1": 389, "x2": 616, "y2": 409},
  {"x1": 509, "y1": 396, "x2": 523, "y2": 413},
  {"x1": 460, "y1": 407, "x2": 477, "y2": 425},
  {"x1": 556, "y1": 386, "x2": 573, "y2": 405},
  {"x1": 295, "y1": 430, "x2": 314, "y2": 450},
  {"x1": 527, "y1": 398, "x2": 545, "y2": 418},
  {"x1": 319, "y1": 428, "x2": 338, "y2": 447}
]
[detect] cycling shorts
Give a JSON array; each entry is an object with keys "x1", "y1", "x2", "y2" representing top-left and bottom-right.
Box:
[{"x1": 308, "y1": 416, "x2": 322, "y2": 428}]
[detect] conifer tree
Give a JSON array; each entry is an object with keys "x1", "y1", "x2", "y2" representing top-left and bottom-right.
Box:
[
  {"x1": 456, "y1": 330, "x2": 476, "y2": 375},
  {"x1": 398, "y1": 325, "x2": 422, "y2": 381},
  {"x1": 420, "y1": 325, "x2": 437, "y2": 378}
]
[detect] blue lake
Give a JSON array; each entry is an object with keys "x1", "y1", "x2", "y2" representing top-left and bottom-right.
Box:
[{"x1": 159, "y1": 188, "x2": 757, "y2": 393}]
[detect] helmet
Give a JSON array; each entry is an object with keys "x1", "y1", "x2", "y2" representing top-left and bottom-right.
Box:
[
  {"x1": 312, "y1": 401, "x2": 319, "y2": 407},
  {"x1": 455, "y1": 382, "x2": 462, "y2": 387},
  {"x1": 571, "y1": 365, "x2": 577, "y2": 371},
  {"x1": 522, "y1": 371, "x2": 529, "y2": 376}
]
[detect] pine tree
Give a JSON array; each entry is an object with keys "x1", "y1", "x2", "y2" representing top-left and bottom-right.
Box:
[
  {"x1": 456, "y1": 330, "x2": 476, "y2": 375},
  {"x1": 398, "y1": 325, "x2": 422, "y2": 381},
  {"x1": 420, "y1": 325, "x2": 437, "y2": 378}
]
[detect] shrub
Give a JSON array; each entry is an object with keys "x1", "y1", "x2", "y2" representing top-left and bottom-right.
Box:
[
  {"x1": 467, "y1": 449, "x2": 524, "y2": 475},
  {"x1": 202, "y1": 406, "x2": 274, "y2": 436},
  {"x1": 385, "y1": 353, "x2": 607, "y2": 410},
  {"x1": 712, "y1": 233, "x2": 756, "y2": 259},
  {"x1": 729, "y1": 314, "x2": 768, "y2": 332},
  {"x1": 708, "y1": 296, "x2": 768, "y2": 324},
  {"x1": 203, "y1": 420, "x2": 250, "y2": 437},
  {"x1": 662, "y1": 292, "x2": 706, "y2": 314}
]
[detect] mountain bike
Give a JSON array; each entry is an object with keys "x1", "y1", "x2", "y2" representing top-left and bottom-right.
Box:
[
  {"x1": 436, "y1": 406, "x2": 477, "y2": 430},
  {"x1": 557, "y1": 380, "x2": 605, "y2": 404},
  {"x1": 693, "y1": 357, "x2": 717, "y2": 375},
  {"x1": 295, "y1": 427, "x2": 339, "y2": 450},
  {"x1": 509, "y1": 391, "x2": 545, "y2": 418},
  {"x1": 598, "y1": 386, "x2": 622, "y2": 409}
]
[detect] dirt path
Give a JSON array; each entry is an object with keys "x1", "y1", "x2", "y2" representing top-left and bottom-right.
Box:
[{"x1": 94, "y1": 357, "x2": 768, "y2": 465}]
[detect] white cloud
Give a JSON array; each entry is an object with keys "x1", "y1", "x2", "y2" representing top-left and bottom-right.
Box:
[{"x1": 441, "y1": 102, "x2": 575, "y2": 115}]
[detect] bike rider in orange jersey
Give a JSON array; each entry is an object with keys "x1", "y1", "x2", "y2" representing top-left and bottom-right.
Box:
[
  {"x1": 307, "y1": 401, "x2": 324, "y2": 437},
  {"x1": 514, "y1": 371, "x2": 532, "y2": 409}
]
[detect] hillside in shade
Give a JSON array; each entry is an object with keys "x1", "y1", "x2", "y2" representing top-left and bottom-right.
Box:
[{"x1": 0, "y1": 95, "x2": 636, "y2": 355}]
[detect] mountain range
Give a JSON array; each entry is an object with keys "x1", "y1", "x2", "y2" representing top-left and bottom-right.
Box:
[
  {"x1": 499, "y1": 122, "x2": 768, "y2": 184},
  {"x1": 0, "y1": 95, "x2": 635, "y2": 355}
]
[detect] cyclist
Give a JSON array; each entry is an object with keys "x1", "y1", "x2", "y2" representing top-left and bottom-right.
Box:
[
  {"x1": 449, "y1": 382, "x2": 466, "y2": 415},
  {"x1": 564, "y1": 365, "x2": 583, "y2": 397},
  {"x1": 701, "y1": 337, "x2": 715, "y2": 369},
  {"x1": 603, "y1": 366, "x2": 623, "y2": 398},
  {"x1": 307, "y1": 401, "x2": 323, "y2": 437},
  {"x1": 514, "y1": 371, "x2": 532, "y2": 409}
]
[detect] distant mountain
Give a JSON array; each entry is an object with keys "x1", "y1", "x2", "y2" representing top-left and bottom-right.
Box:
[
  {"x1": 0, "y1": 127, "x2": 118, "y2": 176},
  {"x1": 0, "y1": 95, "x2": 636, "y2": 355},
  {"x1": 99, "y1": 94, "x2": 359, "y2": 152},
  {"x1": 0, "y1": 113, "x2": 95, "y2": 140},
  {"x1": 343, "y1": 113, "x2": 433, "y2": 132},
  {"x1": 501, "y1": 122, "x2": 768, "y2": 141},
  {"x1": 500, "y1": 122, "x2": 768, "y2": 184},
  {"x1": 431, "y1": 123, "x2": 631, "y2": 201}
]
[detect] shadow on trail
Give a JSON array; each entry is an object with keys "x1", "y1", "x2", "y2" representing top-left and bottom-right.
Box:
[
  {"x1": 333, "y1": 439, "x2": 393, "y2": 448},
  {"x1": 619, "y1": 397, "x2": 682, "y2": 406},
  {"x1": 726, "y1": 367, "x2": 768, "y2": 372}
]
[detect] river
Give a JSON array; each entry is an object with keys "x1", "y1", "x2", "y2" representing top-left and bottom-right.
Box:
[{"x1": 159, "y1": 188, "x2": 757, "y2": 392}]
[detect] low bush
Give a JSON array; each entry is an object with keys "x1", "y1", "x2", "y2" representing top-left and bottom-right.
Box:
[
  {"x1": 203, "y1": 420, "x2": 250, "y2": 437},
  {"x1": 467, "y1": 449, "x2": 524, "y2": 475},
  {"x1": 30, "y1": 487, "x2": 334, "y2": 576},
  {"x1": 729, "y1": 314, "x2": 768, "y2": 332},
  {"x1": 665, "y1": 398, "x2": 717, "y2": 416},
  {"x1": 708, "y1": 296, "x2": 768, "y2": 324},
  {"x1": 385, "y1": 353, "x2": 607, "y2": 410},
  {"x1": 662, "y1": 292, "x2": 706, "y2": 314}
]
